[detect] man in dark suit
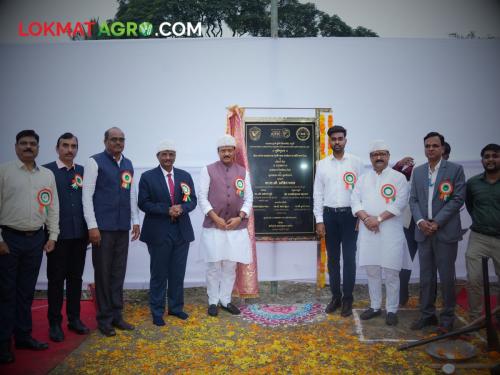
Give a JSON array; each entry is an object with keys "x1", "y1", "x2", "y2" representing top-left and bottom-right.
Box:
[
  {"x1": 409, "y1": 132, "x2": 465, "y2": 332},
  {"x1": 138, "y1": 140, "x2": 197, "y2": 326}
]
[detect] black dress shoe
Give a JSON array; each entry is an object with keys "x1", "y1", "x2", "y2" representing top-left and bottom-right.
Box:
[
  {"x1": 15, "y1": 337, "x2": 48, "y2": 350},
  {"x1": 68, "y1": 319, "x2": 90, "y2": 335},
  {"x1": 0, "y1": 340, "x2": 14, "y2": 364},
  {"x1": 325, "y1": 298, "x2": 342, "y2": 314},
  {"x1": 168, "y1": 311, "x2": 189, "y2": 320},
  {"x1": 340, "y1": 300, "x2": 353, "y2": 317},
  {"x1": 220, "y1": 303, "x2": 241, "y2": 315},
  {"x1": 410, "y1": 315, "x2": 438, "y2": 330},
  {"x1": 386, "y1": 312, "x2": 398, "y2": 326},
  {"x1": 153, "y1": 316, "x2": 166, "y2": 326},
  {"x1": 112, "y1": 320, "x2": 135, "y2": 331},
  {"x1": 208, "y1": 304, "x2": 218, "y2": 317},
  {"x1": 98, "y1": 326, "x2": 116, "y2": 337},
  {"x1": 360, "y1": 308, "x2": 381, "y2": 320},
  {"x1": 49, "y1": 324, "x2": 65, "y2": 342}
]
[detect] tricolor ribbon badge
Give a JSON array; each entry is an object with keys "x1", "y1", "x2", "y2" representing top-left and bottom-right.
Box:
[
  {"x1": 71, "y1": 174, "x2": 83, "y2": 190},
  {"x1": 121, "y1": 171, "x2": 132, "y2": 189},
  {"x1": 381, "y1": 183, "x2": 397, "y2": 203},
  {"x1": 235, "y1": 177, "x2": 245, "y2": 198},
  {"x1": 438, "y1": 180, "x2": 453, "y2": 201},
  {"x1": 343, "y1": 171, "x2": 357, "y2": 190},
  {"x1": 180, "y1": 182, "x2": 191, "y2": 202},
  {"x1": 37, "y1": 188, "x2": 53, "y2": 214}
]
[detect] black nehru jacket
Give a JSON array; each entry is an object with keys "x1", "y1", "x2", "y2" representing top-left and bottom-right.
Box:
[{"x1": 43, "y1": 162, "x2": 87, "y2": 239}]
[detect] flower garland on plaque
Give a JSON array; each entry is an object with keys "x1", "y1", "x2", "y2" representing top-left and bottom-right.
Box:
[{"x1": 317, "y1": 112, "x2": 333, "y2": 289}]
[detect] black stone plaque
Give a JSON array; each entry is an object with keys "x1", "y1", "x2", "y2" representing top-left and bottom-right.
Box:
[{"x1": 245, "y1": 121, "x2": 315, "y2": 239}]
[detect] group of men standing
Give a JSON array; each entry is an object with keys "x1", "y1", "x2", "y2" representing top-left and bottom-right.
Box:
[
  {"x1": 0, "y1": 128, "x2": 251, "y2": 364},
  {"x1": 0, "y1": 125, "x2": 498, "y2": 365},
  {"x1": 313, "y1": 125, "x2": 500, "y2": 332}
]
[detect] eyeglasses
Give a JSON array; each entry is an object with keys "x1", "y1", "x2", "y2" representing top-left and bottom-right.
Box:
[
  {"x1": 108, "y1": 137, "x2": 125, "y2": 143},
  {"x1": 370, "y1": 152, "x2": 389, "y2": 158}
]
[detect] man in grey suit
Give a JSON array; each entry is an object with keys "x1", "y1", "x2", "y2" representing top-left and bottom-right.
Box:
[{"x1": 409, "y1": 132, "x2": 465, "y2": 332}]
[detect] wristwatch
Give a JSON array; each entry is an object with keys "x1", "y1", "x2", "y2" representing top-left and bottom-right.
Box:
[{"x1": 377, "y1": 216, "x2": 382, "y2": 223}]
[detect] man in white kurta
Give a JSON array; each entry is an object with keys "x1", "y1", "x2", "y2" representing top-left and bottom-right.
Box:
[
  {"x1": 351, "y1": 140, "x2": 409, "y2": 326},
  {"x1": 198, "y1": 135, "x2": 253, "y2": 317}
]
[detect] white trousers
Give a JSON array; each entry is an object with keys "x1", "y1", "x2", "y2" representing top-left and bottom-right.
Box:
[
  {"x1": 206, "y1": 260, "x2": 237, "y2": 306},
  {"x1": 365, "y1": 265, "x2": 400, "y2": 313}
]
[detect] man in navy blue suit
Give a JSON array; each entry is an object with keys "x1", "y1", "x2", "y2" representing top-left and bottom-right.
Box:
[{"x1": 138, "y1": 140, "x2": 197, "y2": 325}]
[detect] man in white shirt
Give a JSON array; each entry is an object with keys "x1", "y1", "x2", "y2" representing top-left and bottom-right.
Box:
[
  {"x1": 313, "y1": 125, "x2": 363, "y2": 317},
  {"x1": 82, "y1": 127, "x2": 140, "y2": 337},
  {"x1": 351, "y1": 141, "x2": 410, "y2": 326},
  {"x1": 0, "y1": 130, "x2": 59, "y2": 363},
  {"x1": 198, "y1": 135, "x2": 253, "y2": 317}
]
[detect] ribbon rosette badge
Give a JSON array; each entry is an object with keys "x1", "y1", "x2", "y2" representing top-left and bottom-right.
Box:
[
  {"x1": 235, "y1": 177, "x2": 245, "y2": 198},
  {"x1": 121, "y1": 171, "x2": 132, "y2": 189},
  {"x1": 37, "y1": 188, "x2": 53, "y2": 214},
  {"x1": 343, "y1": 171, "x2": 357, "y2": 190},
  {"x1": 438, "y1": 180, "x2": 453, "y2": 201},
  {"x1": 71, "y1": 174, "x2": 83, "y2": 190},
  {"x1": 381, "y1": 183, "x2": 397, "y2": 203},
  {"x1": 180, "y1": 182, "x2": 191, "y2": 202}
]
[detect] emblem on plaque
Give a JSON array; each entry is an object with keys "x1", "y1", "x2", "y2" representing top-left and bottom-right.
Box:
[
  {"x1": 296, "y1": 127, "x2": 310, "y2": 141},
  {"x1": 249, "y1": 126, "x2": 261, "y2": 141}
]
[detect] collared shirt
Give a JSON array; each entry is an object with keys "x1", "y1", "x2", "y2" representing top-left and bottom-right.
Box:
[
  {"x1": 160, "y1": 166, "x2": 175, "y2": 195},
  {"x1": 427, "y1": 158, "x2": 442, "y2": 220},
  {"x1": 313, "y1": 152, "x2": 364, "y2": 223},
  {"x1": 82, "y1": 155, "x2": 140, "y2": 230},
  {"x1": 466, "y1": 172, "x2": 500, "y2": 237},
  {"x1": 0, "y1": 160, "x2": 60, "y2": 241},
  {"x1": 56, "y1": 159, "x2": 75, "y2": 170}
]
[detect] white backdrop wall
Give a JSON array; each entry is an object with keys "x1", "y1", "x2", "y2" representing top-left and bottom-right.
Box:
[{"x1": 0, "y1": 37, "x2": 499, "y2": 288}]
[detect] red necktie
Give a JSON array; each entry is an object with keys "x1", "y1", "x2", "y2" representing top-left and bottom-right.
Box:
[{"x1": 167, "y1": 173, "x2": 175, "y2": 205}]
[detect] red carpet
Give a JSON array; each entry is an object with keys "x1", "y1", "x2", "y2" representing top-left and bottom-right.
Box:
[
  {"x1": 2, "y1": 300, "x2": 96, "y2": 375},
  {"x1": 457, "y1": 286, "x2": 498, "y2": 315}
]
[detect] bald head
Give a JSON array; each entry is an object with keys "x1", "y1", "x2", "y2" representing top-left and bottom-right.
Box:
[
  {"x1": 104, "y1": 127, "x2": 124, "y2": 141},
  {"x1": 104, "y1": 127, "x2": 125, "y2": 158}
]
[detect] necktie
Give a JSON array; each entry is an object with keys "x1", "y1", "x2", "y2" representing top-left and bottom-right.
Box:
[{"x1": 167, "y1": 173, "x2": 175, "y2": 205}]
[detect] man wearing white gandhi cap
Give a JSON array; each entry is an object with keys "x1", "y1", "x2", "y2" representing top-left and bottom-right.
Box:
[
  {"x1": 350, "y1": 140, "x2": 410, "y2": 326},
  {"x1": 198, "y1": 135, "x2": 253, "y2": 317},
  {"x1": 138, "y1": 139, "x2": 197, "y2": 325}
]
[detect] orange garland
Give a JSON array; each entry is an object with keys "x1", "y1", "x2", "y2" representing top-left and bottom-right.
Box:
[{"x1": 317, "y1": 112, "x2": 333, "y2": 289}]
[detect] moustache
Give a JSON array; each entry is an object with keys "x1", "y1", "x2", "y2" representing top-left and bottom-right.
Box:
[
  {"x1": 376, "y1": 159, "x2": 384, "y2": 163},
  {"x1": 23, "y1": 149, "x2": 33, "y2": 153}
]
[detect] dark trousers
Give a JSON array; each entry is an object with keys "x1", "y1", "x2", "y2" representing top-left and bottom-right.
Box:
[
  {"x1": 47, "y1": 238, "x2": 88, "y2": 324},
  {"x1": 418, "y1": 236, "x2": 458, "y2": 327},
  {"x1": 323, "y1": 208, "x2": 358, "y2": 302},
  {"x1": 0, "y1": 229, "x2": 44, "y2": 342},
  {"x1": 91, "y1": 231, "x2": 129, "y2": 329},
  {"x1": 399, "y1": 219, "x2": 418, "y2": 293},
  {"x1": 147, "y1": 226, "x2": 189, "y2": 318}
]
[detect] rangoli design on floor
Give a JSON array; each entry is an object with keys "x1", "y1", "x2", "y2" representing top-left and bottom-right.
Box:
[{"x1": 239, "y1": 303, "x2": 325, "y2": 327}]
